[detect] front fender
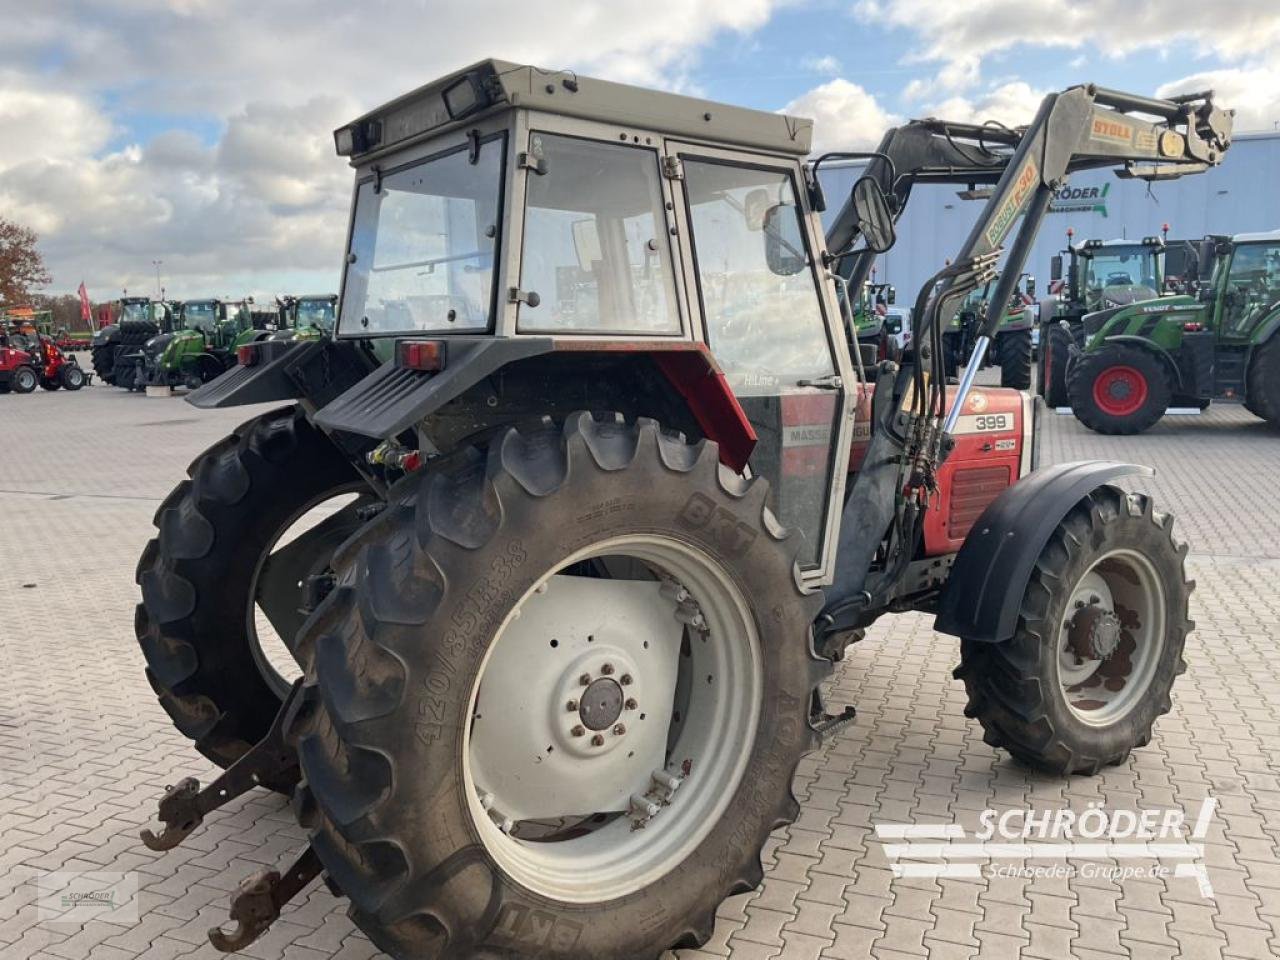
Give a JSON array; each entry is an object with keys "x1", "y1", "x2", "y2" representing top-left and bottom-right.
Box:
[
  {"x1": 934, "y1": 460, "x2": 1154, "y2": 643},
  {"x1": 1100, "y1": 334, "x2": 1184, "y2": 389}
]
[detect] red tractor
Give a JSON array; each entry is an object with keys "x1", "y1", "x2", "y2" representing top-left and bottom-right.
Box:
[{"x1": 132, "y1": 64, "x2": 1230, "y2": 958}]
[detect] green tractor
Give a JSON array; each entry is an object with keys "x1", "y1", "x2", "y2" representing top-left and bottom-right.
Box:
[
  {"x1": 1039, "y1": 235, "x2": 1170, "y2": 407},
  {"x1": 91, "y1": 297, "x2": 179, "y2": 385},
  {"x1": 271, "y1": 294, "x2": 339, "y2": 342},
  {"x1": 1066, "y1": 230, "x2": 1280, "y2": 433},
  {"x1": 124, "y1": 298, "x2": 256, "y2": 391},
  {"x1": 848, "y1": 280, "x2": 899, "y2": 357},
  {"x1": 943, "y1": 273, "x2": 1036, "y2": 388}
]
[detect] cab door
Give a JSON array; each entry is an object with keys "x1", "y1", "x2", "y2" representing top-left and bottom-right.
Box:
[{"x1": 667, "y1": 143, "x2": 854, "y2": 583}]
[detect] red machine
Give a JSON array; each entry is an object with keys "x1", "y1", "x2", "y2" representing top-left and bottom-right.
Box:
[{"x1": 0, "y1": 331, "x2": 88, "y2": 393}]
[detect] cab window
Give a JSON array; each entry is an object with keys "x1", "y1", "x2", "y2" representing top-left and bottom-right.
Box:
[{"x1": 518, "y1": 134, "x2": 680, "y2": 334}]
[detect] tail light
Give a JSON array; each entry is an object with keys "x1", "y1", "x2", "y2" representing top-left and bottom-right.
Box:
[
  {"x1": 237, "y1": 345, "x2": 258, "y2": 366},
  {"x1": 397, "y1": 340, "x2": 446, "y2": 371}
]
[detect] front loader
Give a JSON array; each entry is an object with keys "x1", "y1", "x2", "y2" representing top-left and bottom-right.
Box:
[{"x1": 132, "y1": 63, "x2": 1230, "y2": 959}]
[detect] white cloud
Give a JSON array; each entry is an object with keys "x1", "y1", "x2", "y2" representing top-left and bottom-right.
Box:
[
  {"x1": 801, "y1": 54, "x2": 843, "y2": 76},
  {"x1": 1158, "y1": 65, "x2": 1280, "y2": 134},
  {"x1": 783, "y1": 78, "x2": 900, "y2": 153},
  {"x1": 856, "y1": 0, "x2": 1280, "y2": 95},
  {"x1": 923, "y1": 81, "x2": 1047, "y2": 129},
  {"x1": 0, "y1": 0, "x2": 795, "y2": 294}
]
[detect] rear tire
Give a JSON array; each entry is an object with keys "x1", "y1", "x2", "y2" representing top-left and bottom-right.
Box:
[
  {"x1": 1039, "y1": 324, "x2": 1075, "y2": 408},
  {"x1": 12, "y1": 366, "x2": 38, "y2": 394},
  {"x1": 288, "y1": 413, "x2": 826, "y2": 959},
  {"x1": 955, "y1": 486, "x2": 1191, "y2": 775},
  {"x1": 1067, "y1": 344, "x2": 1170, "y2": 435},
  {"x1": 997, "y1": 330, "x2": 1033, "y2": 389},
  {"x1": 1245, "y1": 335, "x2": 1280, "y2": 427},
  {"x1": 91, "y1": 343, "x2": 117, "y2": 384},
  {"x1": 136, "y1": 405, "x2": 368, "y2": 787}
]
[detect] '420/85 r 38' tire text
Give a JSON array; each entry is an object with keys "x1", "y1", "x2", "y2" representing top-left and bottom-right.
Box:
[{"x1": 288, "y1": 412, "x2": 828, "y2": 960}]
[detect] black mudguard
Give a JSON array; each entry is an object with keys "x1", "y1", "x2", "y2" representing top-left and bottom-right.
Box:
[
  {"x1": 934, "y1": 460, "x2": 1154, "y2": 643},
  {"x1": 186, "y1": 339, "x2": 372, "y2": 410},
  {"x1": 312, "y1": 337, "x2": 553, "y2": 439}
]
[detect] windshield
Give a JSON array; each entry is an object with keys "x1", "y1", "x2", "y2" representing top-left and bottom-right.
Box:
[
  {"x1": 296, "y1": 299, "x2": 336, "y2": 332},
  {"x1": 1081, "y1": 246, "x2": 1160, "y2": 308},
  {"x1": 183, "y1": 302, "x2": 218, "y2": 331},
  {"x1": 340, "y1": 134, "x2": 505, "y2": 335},
  {"x1": 119, "y1": 301, "x2": 149, "y2": 323}
]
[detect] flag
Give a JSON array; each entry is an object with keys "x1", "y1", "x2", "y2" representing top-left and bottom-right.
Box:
[{"x1": 78, "y1": 282, "x2": 92, "y2": 324}]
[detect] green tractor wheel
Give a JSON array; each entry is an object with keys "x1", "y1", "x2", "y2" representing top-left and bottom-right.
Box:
[
  {"x1": 1068, "y1": 344, "x2": 1171, "y2": 435},
  {"x1": 1245, "y1": 335, "x2": 1280, "y2": 427},
  {"x1": 1039, "y1": 324, "x2": 1076, "y2": 408}
]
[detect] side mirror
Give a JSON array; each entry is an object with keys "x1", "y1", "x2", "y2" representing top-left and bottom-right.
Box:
[
  {"x1": 572, "y1": 219, "x2": 603, "y2": 272},
  {"x1": 1196, "y1": 239, "x2": 1216, "y2": 282},
  {"x1": 1050, "y1": 255, "x2": 1063, "y2": 282},
  {"x1": 886, "y1": 285, "x2": 896, "y2": 305},
  {"x1": 1025, "y1": 276, "x2": 1036, "y2": 298},
  {"x1": 851, "y1": 176, "x2": 895, "y2": 254},
  {"x1": 763, "y1": 203, "x2": 807, "y2": 276}
]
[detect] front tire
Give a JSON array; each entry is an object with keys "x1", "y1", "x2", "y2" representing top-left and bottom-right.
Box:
[
  {"x1": 288, "y1": 414, "x2": 825, "y2": 959},
  {"x1": 997, "y1": 330, "x2": 1033, "y2": 389},
  {"x1": 61, "y1": 364, "x2": 86, "y2": 390},
  {"x1": 956, "y1": 486, "x2": 1191, "y2": 774},
  {"x1": 1245, "y1": 335, "x2": 1280, "y2": 427},
  {"x1": 1068, "y1": 344, "x2": 1170, "y2": 435},
  {"x1": 136, "y1": 405, "x2": 369, "y2": 786}
]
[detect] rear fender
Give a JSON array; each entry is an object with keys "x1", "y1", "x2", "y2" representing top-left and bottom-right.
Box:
[
  {"x1": 311, "y1": 338, "x2": 758, "y2": 471},
  {"x1": 186, "y1": 338, "x2": 374, "y2": 410},
  {"x1": 934, "y1": 460, "x2": 1154, "y2": 643}
]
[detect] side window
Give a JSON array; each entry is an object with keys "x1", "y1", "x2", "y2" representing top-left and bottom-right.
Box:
[
  {"x1": 682, "y1": 158, "x2": 839, "y2": 568},
  {"x1": 682, "y1": 160, "x2": 833, "y2": 391},
  {"x1": 518, "y1": 134, "x2": 680, "y2": 333}
]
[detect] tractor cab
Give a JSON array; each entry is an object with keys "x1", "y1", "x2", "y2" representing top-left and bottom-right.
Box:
[
  {"x1": 1199, "y1": 232, "x2": 1280, "y2": 340},
  {"x1": 272, "y1": 294, "x2": 338, "y2": 341},
  {"x1": 1071, "y1": 237, "x2": 1165, "y2": 311},
  {"x1": 320, "y1": 60, "x2": 862, "y2": 575}
]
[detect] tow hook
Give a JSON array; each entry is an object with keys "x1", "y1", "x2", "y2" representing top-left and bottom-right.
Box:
[
  {"x1": 140, "y1": 681, "x2": 304, "y2": 851},
  {"x1": 208, "y1": 847, "x2": 322, "y2": 952}
]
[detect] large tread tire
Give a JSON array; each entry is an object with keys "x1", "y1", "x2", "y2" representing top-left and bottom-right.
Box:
[
  {"x1": 136, "y1": 405, "x2": 366, "y2": 786},
  {"x1": 1039, "y1": 324, "x2": 1075, "y2": 408},
  {"x1": 288, "y1": 413, "x2": 826, "y2": 960},
  {"x1": 1244, "y1": 335, "x2": 1280, "y2": 426},
  {"x1": 91, "y1": 343, "x2": 118, "y2": 384},
  {"x1": 997, "y1": 330, "x2": 1033, "y2": 390},
  {"x1": 1067, "y1": 344, "x2": 1170, "y2": 435},
  {"x1": 955, "y1": 486, "x2": 1192, "y2": 775}
]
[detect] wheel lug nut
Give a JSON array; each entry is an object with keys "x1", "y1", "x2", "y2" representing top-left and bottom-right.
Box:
[
  {"x1": 591, "y1": 734, "x2": 605, "y2": 746},
  {"x1": 625, "y1": 698, "x2": 638, "y2": 710},
  {"x1": 613, "y1": 724, "x2": 626, "y2": 736},
  {"x1": 601, "y1": 663, "x2": 615, "y2": 676},
  {"x1": 566, "y1": 700, "x2": 578, "y2": 712},
  {"x1": 571, "y1": 725, "x2": 585, "y2": 737},
  {"x1": 620, "y1": 674, "x2": 633, "y2": 685},
  {"x1": 579, "y1": 673, "x2": 592, "y2": 686}
]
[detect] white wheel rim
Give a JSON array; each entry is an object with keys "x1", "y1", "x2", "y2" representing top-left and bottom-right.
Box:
[
  {"x1": 1056, "y1": 549, "x2": 1165, "y2": 726},
  {"x1": 463, "y1": 534, "x2": 762, "y2": 903}
]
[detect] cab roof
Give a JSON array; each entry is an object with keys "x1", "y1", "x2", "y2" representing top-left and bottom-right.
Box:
[
  {"x1": 336, "y1": 58, "x2": 813, "y2": 165},
  {"x1": 1233, "y1": 229, "x2": 1280, "y2": 243}
]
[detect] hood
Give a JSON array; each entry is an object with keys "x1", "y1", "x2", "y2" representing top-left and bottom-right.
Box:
[
  {"x1": 92, "y1": 325, "x2": 119, "y2": 346},
  {"x1": 145, "y1": 333, "x2": 176, "y2": 357}
]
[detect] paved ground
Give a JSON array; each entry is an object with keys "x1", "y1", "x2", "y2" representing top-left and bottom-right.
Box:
[{"x1": 1, "y1": 377, "x2": 1278, "y2": 960}]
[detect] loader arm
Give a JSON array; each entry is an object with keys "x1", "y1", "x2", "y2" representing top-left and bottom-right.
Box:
[{"x1": 822, "y1": 84, "x2": 1232, "y2": 629}]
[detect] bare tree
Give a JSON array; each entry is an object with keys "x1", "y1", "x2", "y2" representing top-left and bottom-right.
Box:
[{"x1": 0, "y1": 217, "x2": 52, "y2": 305}]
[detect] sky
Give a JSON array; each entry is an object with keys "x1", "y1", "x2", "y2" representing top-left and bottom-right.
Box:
[{"x1": 2, "y1": 0, "x2": 1278, "y2": 301}]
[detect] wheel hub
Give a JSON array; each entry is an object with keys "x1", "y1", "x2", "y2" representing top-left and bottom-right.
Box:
[
  {"x1": 1067, "y1": 604, "x2": 1122, "y2": 661},
  {"x1": 579, "y1": 677, "x2": 624, "y2": 731}
]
